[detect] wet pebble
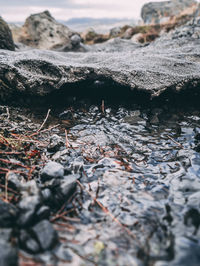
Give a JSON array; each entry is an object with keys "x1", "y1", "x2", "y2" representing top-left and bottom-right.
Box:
[
  {"x1": 47, "y1": 134, "x2": 64, "y2": 152},
  {"x1": 41, "y1": 161, "x2": 64, "y2": 181},
  {"x1": 0, "y1": 200, "x2": 18, "y2": 228},
  {"x1": 32, "y1": 220, "x2": 58, "y2": 251},
  {"x1": 0, "y1": 241, "x2": 18, "y2": 266}
]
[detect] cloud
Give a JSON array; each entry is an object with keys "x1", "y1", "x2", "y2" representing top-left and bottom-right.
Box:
[{"x1": 0, "y1": 0, "x2": 165, "y2": 22}]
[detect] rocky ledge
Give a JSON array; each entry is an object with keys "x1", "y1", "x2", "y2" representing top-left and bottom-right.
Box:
[{"x1": 1, "y1": 16, "x2": 200, "y2": 103}]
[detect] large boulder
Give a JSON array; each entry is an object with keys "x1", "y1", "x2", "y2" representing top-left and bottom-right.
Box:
[
  {"x1": 18, "y1": 10, "x2": 82, "y2": 51},
  {"x1": 141, "y1": 0, "x2": 196, "y2": 24},
  {"x1": 0, "y1": 17, "x2": 15, "y2": 51},
  {"x1": 1, "y1": 17, "x2": 200, "y2": 101}
]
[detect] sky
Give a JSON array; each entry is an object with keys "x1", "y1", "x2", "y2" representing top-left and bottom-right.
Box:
[{"x1": 0, "y1": 0, "x2": 166, "y2": 22}]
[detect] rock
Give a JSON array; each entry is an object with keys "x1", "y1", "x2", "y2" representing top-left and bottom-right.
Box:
[
  {"x1": 0, "y1": 241, "x2": 18, "y2": 266},
  {"x1": 47, "y1": 174, "x2": 78, "y2": 208},
  {"x1": 0, "y1": 17, "x2": 15, "y2": 51},
  {"x1": 131, "y1": 33, "x2": 144, "y2": 43},
  {"x1": 81, "y1": 28, "x2": 97, "y2": 43},
  {"x1": 141, "y1": 0, "x2": 196, "y2": 24},
  {"x1": 71, "y1": 34, "x2": 81, "y2": 47},
  {"x1": 60, "y1": 174, "x2": 78, "y2": 197},
  {"x1": 32, "y1": 220, "x2": 58, "y2": 251},
  {"x1": 1, "y1": 18, "x2": 200, "y2": 100},
  {"x1": 0, "y1": 199, "x2": 18, "y2": 227},
  {"x1": 8, "y1": 23, "x2": 21, "y2": 43},
  {"x1": 109, "y1": 27, "x2": 121, "y2": 38},
  {"x1": 169, "y1": 237, "x2": 200, "y2": 266},
  {"x1": 81, "y1": 28, "x2": 109, "y2": 44},
  {"x1": 122, "y1": 27, "x2": 135, "y2": 39},
  {"x1": 41, "y1": 161, "x2": 64, "y2": 181},
  {"x1": 47, "y1": 134, "x2": 64, "y2": 152},
  {"x1": 20, "y1": 220, "x2": 58, "y2": 253},
  {"x1": 19, "y1": 230, "x2": 40, "y2": 254},
  {"x1": 18, "y1": 10, "x2": 82, "y2": 51},
  {"x1": 18, "y1": 180, "x2": 42, "y2": 227},
  {"x1": 7, "y1": 172, "x2": 25, "y2": 189},
  {"x1": 0, "y1": 228, "x2": 13, "y2": 242}
]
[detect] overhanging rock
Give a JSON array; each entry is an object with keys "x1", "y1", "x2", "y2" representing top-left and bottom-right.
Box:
[{"x1": 1, "y1": 22, "x2": 200, "y2": 102}]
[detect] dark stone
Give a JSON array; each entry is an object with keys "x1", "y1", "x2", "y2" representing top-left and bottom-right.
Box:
[
  {"x1": 49, "y1": 174, "x2": 78, "y2": 208},
  {"x1": 32, "y1": 220, "x2": 58, "y2": 251},
  {"x1": 60, "y1": 174, "x2": 78, "y2": 197},
  {"x1": 53, "y1": 244, "x2": 72, "y2": 262},
  {"x1": 0, "y1": 16, "x2": 15, "y2": 50},
  {"x1": 19, "y1": 230, "x2": 40, "y2": 254},
  {"x1": 17, "y1": 180, "x2": 42, "y2": 227},
  {"x1": 36, "y1": 205, "x2": 50, "y2": 221},
  {"x1": 0, "y1": 228, "x2": 13, "y2": 242},
  {"x1": 0, "y1": 241, "x2": 18, "y2": 266},
  {"x1": 0, "y1": 199, "x2": 18, "y2": 227},
  {"x1": 41, "y1": 161, "x2": 64, "y2": 182},
  {"x1": 184, "y1": 208, "x2": 200, "y2": 232},
  {"x1": 47, "y1": 134, "x2": 64, "y2": 152}
]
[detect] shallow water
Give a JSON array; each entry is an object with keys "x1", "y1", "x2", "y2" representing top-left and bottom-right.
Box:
[{"x1": 44, "y1": 104, "x2": 200, "y2": 265}]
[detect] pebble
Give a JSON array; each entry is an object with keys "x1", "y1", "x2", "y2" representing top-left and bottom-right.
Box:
[
  {"x1": 32, "y1": 220, "x2": 58, "y2": 251},
  {"x1": 0, "y1": 200, "x2": 18, "y2": 228},
  {"x1": 0, "y1": 241, "x2": 18, "y2": 266},
  {"x1": 41, "y1": 161, "x2": 64, "y2": 181}
]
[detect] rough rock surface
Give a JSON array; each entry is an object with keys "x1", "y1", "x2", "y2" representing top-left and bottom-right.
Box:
[
  {"x1": 0, "y1": 17, "x2": 15, "y2": 51},
  {"x1": 1, "y1": 17, "x2": 200, "y2": 101},
  {"x1": 141, "y1": 0, "x2": 196, "y2": 24},
  {"x1": 0, "y1": 241, "x2": 18, "y2": 266},
  {"x1": 17, "y1": 10, "x2": 83, "y2": 51},
  {"x1": 0, "y1": 200, "x2": 18, "y2": 227}
]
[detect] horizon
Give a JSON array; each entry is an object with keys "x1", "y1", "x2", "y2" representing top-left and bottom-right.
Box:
[{"x1": 0, "y1": 0, "x2": 166, "y2": 23}]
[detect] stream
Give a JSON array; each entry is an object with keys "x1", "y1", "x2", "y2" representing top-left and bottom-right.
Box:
[{"x1": 44, "y1": 103, "x2": 200, "y2": 265}]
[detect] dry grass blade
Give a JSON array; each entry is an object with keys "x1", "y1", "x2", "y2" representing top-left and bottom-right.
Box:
[
  {"x1": 29, "y1": 124, "x2": 60, "y2": 137},
  {"x1": 167, "y1": 135, "x2": 183, "y2": 148},
  {"x1": 65, "y1": 129, "x2": 70, "y2": 148},
  {"x1": 37, "y1": 109, "x2": 51, "y2": 133}
]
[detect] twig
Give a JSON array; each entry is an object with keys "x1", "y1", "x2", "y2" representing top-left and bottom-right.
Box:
[
  {"x1": 167, "y1": 135, "x2": 183, "y2": 148},
  {"x1": 6, "y1": 107, "x2": 10, "y2": 120},
  {"x1": 101, "y1": 100, "x2": 105, "y2": 114},
  {"x1": 0, "y1": 151, "x2": 22, "y2": 155},
  {"x1": 0, "y1": 158, "x2": 30, "y2": 169},
  {"x1": 5, "y1": 171, "x2": 9, "y2": 202},
  {"x1": 37, "y1": 109, "x2": 51, "y2": 133},
  {"x1": 0, "y1": 184, "x2": 19, "y2": 195},
  {"x1": 0, "y1": 167, "x2": 28, "y2": 176},
  {"x1": 65, "y1": 129, "x2": 70, "y2": 148},
  {"x1": 76, "y1": 180, "x2": 138, "y2": 241},
  {"x1": 29, "y1": 124, "x2": 60, "y2": 137}
]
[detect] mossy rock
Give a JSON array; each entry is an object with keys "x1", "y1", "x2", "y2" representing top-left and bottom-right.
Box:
[{"x1": 0, "y1": 16, "x2": 15, "y2": 51}]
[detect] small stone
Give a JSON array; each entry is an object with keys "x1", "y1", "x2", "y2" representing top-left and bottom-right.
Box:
[
  {"x1": 47, "y1": 134, "x2": 64, "y2": 152},
  {"x1": 41, "y1": 161, "x2": 64, "y2": 181},
  {"x1": 32, "y1": 220, "x2": 58, "y2": 251},
  {"x1": 71, "y1": 34, "x2": 81, "y2": 47},
  {"x1": 19, "y1": 230, "x2": 40, "y2": 254},
  {"x1": 0, "y1": 199, "x2": 18, "y2": 228},
  {"x1": 7, "y1": 172, "x2": 25, "y2": 189},
  {"x1": 0, "y1": 241, "x2": 18, "y2": 266},
  {"x1": 36, "y1": 206, "x2": 50, "y2": 221},
  {"x1": 53, "y1": 244, "x2": 72, "y2": 262},
  {"x1": 60, "y1": 174, "x2": 78, "y2": 197},
  {"x1": 0, "y1": 228, "x2": 12, "y2": 242},
  {"x1": 18, "y1": 195, "x2": 41, "y2": 227}
]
